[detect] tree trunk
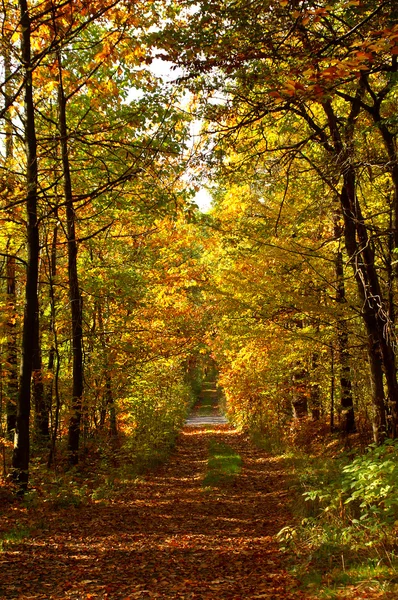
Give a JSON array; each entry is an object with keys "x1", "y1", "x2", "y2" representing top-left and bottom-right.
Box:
[
  {"x1": 43, "y1": 222, "x2": 59, "y2": 436},
  {"x1": 47, "y1": 224, "x2": 61, "y2": 469},
  {"x1": 309, "y1": 353, "x2": 321, "y2": 420},
  {"x1": 97, "y1": 300, "x2": 118, "y2": 438},
  {"x1": 374, "y1": 116, "x2": 398, "y2": 436},
  {"x1": 330, "y1": 348, "x2": 335, "y2": 432},
  {"x1": 334, "y1": 241, "x2": 356, "y2": 434},
  {"x1": 106, "y1": 376, "x2": 118, "y2": 438},
  {"x1": 56, "y1": 52, "x2": 84, "y2": 465},
  {"x1": 32, "y1": 308, "x2": 47, "y2": 439},
  {"x1": 368, "y1": 342, "x2": 387, "y2": 443},
  {"x1": 322, "y1": 99, "x2": 396, "y2": 438},
  {"x1": 291, "y1": 364, "x2": 309, "y2": 419},
  {"x1": 12, "y1": 0, "x2": 40, "y2": 492},
  {"x1": 6, "y1": 254, "x2": 18, "y2": 437},
  {"x1": 340, "y1": 170, "x2": 396, "y2": 435},
  {"x1": 4, "y1": 41, "x2": 18, "y2": 438}
]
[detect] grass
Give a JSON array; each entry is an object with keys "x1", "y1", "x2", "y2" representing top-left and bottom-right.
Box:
[
  {"x1": 202, "y1": 439, "x2": 242, "y2": 488},
  {"x1": 0, "y1": 525, "x2": 31, "y2": 551},
  {"x1": 274, "y1": 441, "x2": 398, "y2": 598},
  {"x1": 295, "y1": 561, "x2": 398, "y2": 599}
]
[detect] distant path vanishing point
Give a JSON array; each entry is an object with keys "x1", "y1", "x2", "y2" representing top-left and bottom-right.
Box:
[{"x1": 185, "y1": 379, "x2": 228, "y2": 426}]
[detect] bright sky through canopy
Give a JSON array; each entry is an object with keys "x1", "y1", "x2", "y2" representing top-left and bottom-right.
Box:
[{"x1": 149, "y1": 58, "x2": 212, "y2": 212}]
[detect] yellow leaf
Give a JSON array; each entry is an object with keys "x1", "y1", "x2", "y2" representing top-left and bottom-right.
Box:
[{"x1": 45, "y1": 80, "x2": 59, "y2": 93}]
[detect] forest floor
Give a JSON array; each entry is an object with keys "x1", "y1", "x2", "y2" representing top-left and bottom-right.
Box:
[
  {"x1": 0, "y1": 425, "x2": 309, "y2": 599},
  {"x1": 0, "y1": 388, "x2": 393, "y2": 599}
]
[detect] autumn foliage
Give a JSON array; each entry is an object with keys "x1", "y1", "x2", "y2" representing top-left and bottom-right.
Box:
[{"x1": 1, "y1": 0, "x2": 398, "y2": 595}]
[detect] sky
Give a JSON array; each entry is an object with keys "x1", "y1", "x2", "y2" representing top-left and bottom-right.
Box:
[
  {"x1": 150, "y1": 59, "x2": 213, "y2": 213},
  {"x1": 193, "y1": 187, "x2": 212, "y2": 212}
]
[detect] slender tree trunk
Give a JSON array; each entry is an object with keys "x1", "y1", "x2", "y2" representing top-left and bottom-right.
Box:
[
  {"x1": 108, "y1": 378, "x2": 117, "y2": 438},
  {"x1": 291, "y1": 364, "x2": 309, "y2": 419},
  {"x1": 359, "y1": 75, "x2": 398, "y2": 435},
  {"x1": 12, "y1": 0, "x2": 40, "y2": 492},
  {"x1": 322, "y1": 99, "x2": 396, "y2": 437},
  {"x1": 6, "y1": 254, "x2": 18, "y2": 437},
  {"x1": 309, "y1": 383, "x2": 321, "y2": 420},
  {"x1": 32, "y1": 304, "x2": 46, "y2": 439},
  {"x1": 337, "y1": 325, "x2": 355, "y2": 433},
  {"x1": 43, "y1": 222, "x2": 58, "y2": 435},
  {"x1": 46, "y1": 222, "x2": 61, "y2": 468},
  {"x1": 34, "y1": 224, "x2": 59, "y2": 441},
  {"x1": 97, "y1": 301, "x2": 117, "y2": 437},
  {"x1": 330, "y1": 348, "x2": 335, "y2": 432},
  {"x1": 4, "y1": 42, "x2": 18, "y2": 438},
  {"x1": 310, "y1": 353, "x2": 321, "y2": 420},
  {"x1": 56, "y1": 52, "x2": 84, "y2": 464},
  {"x1": 47, "y1": 338, "x2": 61, "y2": 469},
  {"x1": 386, "y1": 203, "x2": 395, "y2": 325},
  {"x1": 341, "y1": 171, "x2": 395, "y2": 436},
  {"x1": 368, "y1": 343, "x2": 387, "y2": 443},
  {"x1": 376, "y1": 121, "x2": 398, "y2": 435},
  {"x1": 334, "y1": 238, "x2": 356, "y2": 434}
]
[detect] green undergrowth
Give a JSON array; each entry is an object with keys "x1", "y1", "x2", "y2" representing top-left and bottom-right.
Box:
[
  {"x1": 203, "y1": 439, "x2": 242, "y2": 488},
  {"x1": 0, "y1": 525, "x2": 31, "y2": 552},
  {"x1": 275, "y1": 438, "x2": 398, "y2": 597},
  {"x1": 2, "y1": 380, "x2": 193, "y2": 511},
  {"x1": 19, "y1": 447, "x2": 165, "y2": 510}
]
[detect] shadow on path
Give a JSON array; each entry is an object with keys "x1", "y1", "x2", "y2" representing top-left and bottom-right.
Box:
[{"x1": 0, "y1": 425, "x2": 309, "y2": 599}]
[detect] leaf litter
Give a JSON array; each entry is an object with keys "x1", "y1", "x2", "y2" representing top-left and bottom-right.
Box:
[{"x1": 0, "y1": 424, "x2": 346, "y2": 599}]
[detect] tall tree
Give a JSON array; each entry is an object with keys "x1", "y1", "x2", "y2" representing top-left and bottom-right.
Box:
[
  {"x1": 55, "y1": 48, "x2": 84, "y2": 465},
  {"x1": 3, "y1": 30, "x2": 18, "y2": 437},
  {"x1": 156, "y1": 0, "x2": 398, "y2": 438},
  {"x1": 12, "y1": 0, "x2": 40, "y2": 491}
]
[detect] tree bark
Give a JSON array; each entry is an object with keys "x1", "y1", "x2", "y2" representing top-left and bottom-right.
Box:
[
  {"x1": 97, "y1": 300, "x2": 118, "y2": 438},
  {"x1": 309, "y1": 353, "x2": 321, "y2": 420},
  {"x1": 330, "y1": 348, "x2": 335, "y2": 432},
  {"x1": 4, "y1": 38, "x2": 18, "y2": 438},
  {"x1": 32, "y1": 307, "x2": 47, "y2": 439},
  {"x1": 56, "y1": 52, "x2": 84, "y2": 465},
  {"x1": 47, "y1": 234, "x2": 61, "y2": 469},
  {"x1": 322, "y1": 98, "x2": 397, "y2": 438},
  {"x1": 340, "y1": 169, "x2": 397, "y2": 436},
  {"x1": 334, "y1": 240, "x2": 356, "y2": 434},
  {"x1": 368, "y1": 342, "x2": 387, "y2": 443},
  {"x1": 6, "y1": 254, "x2": 18, "y2": 437},
  {"x1": 291, "y1": 364, "x2": 309, "y2": 419},
  {"x1": 43, "y1": 222, "x2": 59, "y2": 439},
  {"x1": 12, "y1": 0, "x2": 40, "y2": 492}
]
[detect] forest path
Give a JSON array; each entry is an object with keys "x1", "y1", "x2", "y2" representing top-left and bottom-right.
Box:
[
  {"x1": 185, "y1": 380, "x2": 228, "y2": 426},
  {"x1": 0, "y1": 425, "x2": 311, "y2": 599}
]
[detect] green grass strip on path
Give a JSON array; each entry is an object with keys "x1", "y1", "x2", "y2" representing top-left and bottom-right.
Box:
[{"x1": 203, "y1": 439, "x2": 242, "y2": 488}]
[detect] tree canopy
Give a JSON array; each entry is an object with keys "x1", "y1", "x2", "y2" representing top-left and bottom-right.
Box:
[{"x1": 1, "y1": 0, "x2": 398, "y2": 593}]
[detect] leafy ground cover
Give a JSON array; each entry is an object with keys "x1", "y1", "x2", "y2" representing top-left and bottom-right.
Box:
[
  {"x1": 0, "y1": 422, "x2": 311, "y2": 600},
  {"x1": 276, "y1": 435, "x2": 398, "y2": 599},
  {"x1": 2, "y1": 408, "x2": 397, "y2": 600}
]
